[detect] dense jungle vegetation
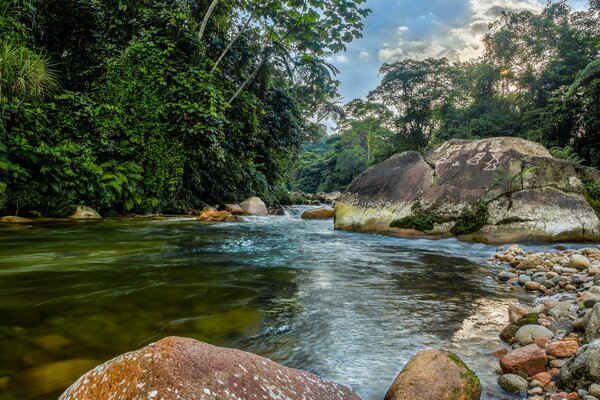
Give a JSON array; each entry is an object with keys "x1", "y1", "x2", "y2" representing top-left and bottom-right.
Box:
[
  {"x1": 0, "y1": 0, "x2": 369, "y2": 216},
  {"x1": 292, "y1": 1, "x2": 600, "y2": 193}
]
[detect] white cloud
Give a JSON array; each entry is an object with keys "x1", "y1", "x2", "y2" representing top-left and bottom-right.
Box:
[
  {"x1": 335, "y1": 54, "x2": 350, "y2": 64},
  {"x1": 378, "y1": 0, "x2": 544, "y2": 63},
  {"x1": 359, "y1": 50, "x2": 370, "y2": 61}
]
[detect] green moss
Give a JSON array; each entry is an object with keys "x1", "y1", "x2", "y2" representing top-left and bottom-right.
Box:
[
  {"x1": 581, "y1": 178, "x2": 600, "y2": 217},
  {"x1": 390, "y1": 202, "x2": 443, "y2": 232},
  {"x1": 451, "y1": 201, "x2": 489, "y2": 236},
  {"x1": 447, "y1": 352, "x2": 482, "y2": 400},
  {"x1": 390, "y1": 214, "x2": 437, "y2": 231},
  {"x1": 514, "y1": 313, "x2": 539, "y2": 327}
]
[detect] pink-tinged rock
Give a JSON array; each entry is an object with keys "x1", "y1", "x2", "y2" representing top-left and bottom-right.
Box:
[
  {"x1": 549, "y1": 393, "x2": 569, "y2": 400},
  {"x1": 546, "y1": 341, "x2": 580, "y2": 358},
  {"x1": 532, "y1": 371, "x2": 553, "y2": 386},
  {"x1": 59, "y1": 337, "x2": 359, "y2": 400},
  {"x1": 500, "y1": 344, "x2": 548, "y2": 377},
  {"x1": 507, "y1": 277, "x2": 519, "y2": 285}
]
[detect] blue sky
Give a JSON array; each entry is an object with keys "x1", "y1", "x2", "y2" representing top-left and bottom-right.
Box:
[{"x1": 332, "y1": 0, "x2": 590, "y2": 102}]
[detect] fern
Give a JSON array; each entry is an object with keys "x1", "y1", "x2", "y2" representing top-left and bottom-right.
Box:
[{"x1": 550, "y1": 146, "x2": 585, "y2": 165}]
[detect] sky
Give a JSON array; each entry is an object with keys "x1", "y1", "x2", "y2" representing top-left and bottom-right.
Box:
[{"x1": 331, "y1": 0, "x2": 591, "y2": 102}]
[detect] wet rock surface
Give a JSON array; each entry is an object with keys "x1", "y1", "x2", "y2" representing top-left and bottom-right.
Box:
[
  {"x1": 335, "y1": 137, "x2": 600, "y2": 243},
  {"x1": 59, "y1": 336, "x2": 360, "y2": 400}
]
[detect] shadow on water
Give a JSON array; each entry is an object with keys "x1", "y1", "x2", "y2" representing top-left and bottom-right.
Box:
[{"x1": 0, "y1": 210, "x2": 527, "y2": 400}]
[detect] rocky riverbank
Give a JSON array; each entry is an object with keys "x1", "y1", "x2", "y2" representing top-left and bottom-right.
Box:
[{"x1": 492, "y1": 245, "x2": 600, "y2": 399}]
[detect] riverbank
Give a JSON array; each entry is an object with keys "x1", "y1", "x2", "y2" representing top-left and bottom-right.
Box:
[{"x1": 491, "y1": 245, "x2": 600, "y2": 399}]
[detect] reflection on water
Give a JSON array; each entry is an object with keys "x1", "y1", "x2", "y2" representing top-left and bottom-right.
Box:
[{"x1": 0, "y1": 208, "x2": 528, "y2": 399}]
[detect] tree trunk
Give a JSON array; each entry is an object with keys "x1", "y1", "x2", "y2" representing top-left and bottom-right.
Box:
[{"x1": 198, "y1": 0, "x2": 219, "y2": 42}]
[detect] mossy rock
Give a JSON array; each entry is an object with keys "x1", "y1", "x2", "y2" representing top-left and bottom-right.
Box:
[{"x1": 385, "y1": 349, "x2": 481, "y2": 400}]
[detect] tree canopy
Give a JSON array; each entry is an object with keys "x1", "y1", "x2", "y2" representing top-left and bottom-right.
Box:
[
  {"x1": 292, "y1": 0, "x2": 600, "y2": 193},
  {"x1": 0, "y1": 0, "x2": 370, "y2": 216}
]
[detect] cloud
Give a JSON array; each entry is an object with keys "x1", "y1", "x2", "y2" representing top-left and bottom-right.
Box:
[
  {"x1": 378, "y1": 0, "x2": 544, "y2": 63},
  {"x1": 359, "y1": 50, "x2": 370, "y2": 62},
  {"x1": 335, "y1": 54, "x2": 349, "y2": 64}
]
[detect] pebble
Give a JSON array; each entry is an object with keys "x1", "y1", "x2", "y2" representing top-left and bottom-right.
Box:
[
  {"x1": 493, "y1": 245, "x2": 600, "y2": 400},
  {"x1": 589, "y1": 384, "x2": 600, "y2": 398},
  {"x1": 498, "y1": 373, "x2": 529, "y2": 394}
]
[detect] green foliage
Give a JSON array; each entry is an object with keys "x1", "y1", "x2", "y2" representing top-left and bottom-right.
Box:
[
  {"x1": 450, "y1": 202, "x2": 489, "y2": 236},
  {"x1": 550, "y1": 146, "x2": 585, "y2": 165},
  {"x1": 390, "y1": 203, "x2": 441, "y2": 232},
  {"x1": 582, "y1": 178, "x2": 600, "y2": 217},
  {"x1": 292, "y1": 0, "x2": 600, "y2": 196},
  {"x1": 0, "y1": 0, "x2": 370, "y2": 216}
]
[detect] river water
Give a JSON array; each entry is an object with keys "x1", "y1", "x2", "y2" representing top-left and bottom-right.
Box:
[{"x1": 0, "y1": 207, "x2": 534, "y2": 400}]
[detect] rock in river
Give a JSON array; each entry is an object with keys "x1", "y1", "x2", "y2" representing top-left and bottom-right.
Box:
[
  {"x1": 59, "y1": 336, "x2": 360, "y2": 400},
  {"x1": 68, "y1": 205, "x2": 101, "y2": 219},
  {"x1": 0, "y1": 216, "x2": 32, "y2": 223},
  {"x1": 384, "y1": 349, "x2": 481, "y2": 400},
  {"x1": 302, "y1": 206, "x2": 335, "y2": 220},
  {"x1": 224, "y1": 203, "x2": 244, "y2": 215},
  {"x1": 334, "y1": 137, "x2": 600, "y2": 243},
  {"x1": 239, "y1": 197, "x2": 269, "y2": 216}
]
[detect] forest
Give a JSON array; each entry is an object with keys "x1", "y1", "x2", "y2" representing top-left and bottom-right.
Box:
[
  {"x1": 0, "y1": 0, "x2": 369, "y2": 216},
  {"x1": 292, "y1": 1, "x2": 600, "y2": 194}
]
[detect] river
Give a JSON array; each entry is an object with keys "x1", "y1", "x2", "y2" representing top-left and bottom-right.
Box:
[{"x1": 0, "y1": 207, "x2": 536, "y2": 399}]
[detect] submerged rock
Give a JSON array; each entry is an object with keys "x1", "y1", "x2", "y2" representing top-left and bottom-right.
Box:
[
  {"x1": 197, "y1": 209, "x2": 241, "y2": 222},
  {"x1": 334, "y1": 137, "x2": 600, "y2": 243},
  {"x1": 301, "y1": 206, "x2": 335, "y2": 220},
  {"x1": 68, "y1": 206, "x2": 101, "y2": 219},
  {"x1": 59, "y1": 336, "x2": 360, "y2": 400},
  {"x1": 16, "y1": 358, "x2": 99, "y2": 398},
  {"x1": 0, "y1": 216, "x2": 32, "y2": 223},
  {"x1": 239, "y1": 197, "x2": 268, "y2": 216},
  {"x1": 384, "y1": 349, "x2": 481, "y2": 400}
]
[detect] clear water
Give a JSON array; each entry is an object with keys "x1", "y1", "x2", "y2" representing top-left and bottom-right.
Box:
[{"x1": 0, "y1": 207, "x2": 531, "y2": 400}]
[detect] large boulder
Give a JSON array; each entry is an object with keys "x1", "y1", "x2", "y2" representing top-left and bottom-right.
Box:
[
  {"x1": 335, "y1": 137, "x2": 600, "y2": 244},
  {"x1": 59, "y1": 337, "x2": 359, "y2": 400},
  {"x1": 239, "y1": 197, "x2": 269, "y2": 216},
  {"x1": 559, "y1": 341, "x2": 600, "y2": 391},
  {"x1": 68, "y1": 205, "x2": 101, "y2": 219},
  {"x1": 384, "y1": 349, "x2": 481, "y2": 400}
]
